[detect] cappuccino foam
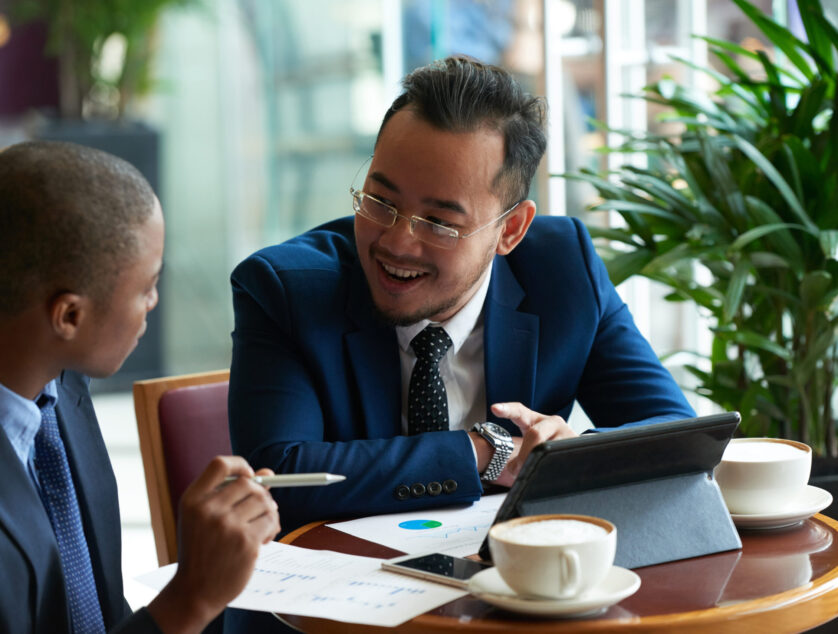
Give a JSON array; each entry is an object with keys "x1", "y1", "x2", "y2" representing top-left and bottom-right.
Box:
[
  {"x1": 499, "y1": 519, "x2": 607, "y2": 545},
  {"x1": 723, "y1": 441, "x2": 807, "y2": 462}
]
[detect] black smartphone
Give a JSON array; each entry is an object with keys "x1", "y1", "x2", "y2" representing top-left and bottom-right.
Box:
[{"x1": 381, "y1": 552, "x2": 493, "y2": 589}]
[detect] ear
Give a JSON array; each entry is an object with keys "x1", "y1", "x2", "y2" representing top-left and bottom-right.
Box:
[
  {"x1": 49, "y1": 292, "x2": 89, "y2": 341},
  {"x1": 496, "y1": 200, "x2": 536, "y2": 256}
]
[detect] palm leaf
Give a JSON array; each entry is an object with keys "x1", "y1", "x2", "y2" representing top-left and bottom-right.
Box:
[
  {"x1": 789, "y1": 80, "x2": 829, "y2": 139},
  {"x1": 604, "y1": 249, "x2": 655, "y2": 286},
  {"x1": 730, "y1": 0, "x2": 815, "y2": 81},
  {"x1": 713, "y1": 327, "x2": 793, "y2": 361},
  {"x1": 820, "y1": 231, "x2": 838, "y2": 260},
  {"x1": 743, "y1": 197, "x2": 805, "y2": 268},
  {"x1": 750, "y1": 251, "x2": 793, "y2": 268},
  {"x1": 591, "y1": 200, "x2": 692, "y2": 229},
  {"x1": 730, "y1": 222, "x2": 811, "y2": 251},
  {"x1": 699, "y1": 35, "x2": 804, "y2": 85},
  {"x1": 723, "y1": 258, "x2": 751, "y2": 321},
  {"x1": 797, "y1": 0, "x2": 837, "y2": 75},
  {"x1": 620, "y1": 170, "x2": 700, "y2": 222},
  {"x1": 800, "y1": 270, "x2": 833, "y2": 309},
  {"x1": 586, "y1": 226, "x2": 645, "y2": 247},
  {"x1": 696, "y1": 133, "x2": 749, "y2": 231},
  {"x1": 668, "y1": 54, "x2": 765, "y2": 119},
  {"x1": 731, "y1": 136, "x2": 818, "y2": 232}
]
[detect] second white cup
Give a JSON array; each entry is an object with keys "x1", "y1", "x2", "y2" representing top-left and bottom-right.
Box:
[{"x1": 714, "y1": 437, "x2": 812, "y2": 515}]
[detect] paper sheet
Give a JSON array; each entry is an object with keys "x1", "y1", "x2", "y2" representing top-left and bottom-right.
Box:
[
  {"x1": 136, "y1": 542, "x2": 466, "y2": 627},
  {"x1": 327, "y1": 493, "x2": 506, "y2": 556}
]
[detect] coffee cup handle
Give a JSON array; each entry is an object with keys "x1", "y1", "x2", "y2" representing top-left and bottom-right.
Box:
[{"x1": 556, "y1": 550, "x2": 580, "y2": 598}]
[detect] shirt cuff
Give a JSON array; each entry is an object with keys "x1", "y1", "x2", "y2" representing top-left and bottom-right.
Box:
[{"x1": 469, "y1": 433, "x2": 479, "y2": 469}]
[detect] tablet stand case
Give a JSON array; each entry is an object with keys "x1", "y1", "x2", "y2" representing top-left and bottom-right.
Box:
[{"x1": 478, "y1": 413, "x2": 742, "y2": 569}]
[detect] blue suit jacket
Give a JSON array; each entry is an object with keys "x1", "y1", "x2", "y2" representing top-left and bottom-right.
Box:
[
  {"x1": 229, "y1": 216, "x2": 694, "y2": 531},
  {"x1": 0, "y1": 371, "x2": 158, "y2": 633}
]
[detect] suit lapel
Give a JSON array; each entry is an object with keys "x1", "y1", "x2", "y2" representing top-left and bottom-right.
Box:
[
  {"x1": 56, "y1": 371, "x2": 124, "y2": 626},
  {"x1": 484, "y1": 256, "x2": 539, "y2": 426},
  {"x1": 0, "y1": 417, "x2": 56, "y2": 543},
  {"x1": 0, "y1": 399, "x2": 71, "y2": 629},
  {"x1": 345, "y1": 264, "x2": 402, "y2": 438}
]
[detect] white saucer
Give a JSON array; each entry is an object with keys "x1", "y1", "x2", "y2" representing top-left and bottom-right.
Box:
[
  {"x1": 467, "y1": 566, "x2": 640, "y2": 618},
  {"x1": 730, "y1": 485, "x2": 833, "y2": 530}
]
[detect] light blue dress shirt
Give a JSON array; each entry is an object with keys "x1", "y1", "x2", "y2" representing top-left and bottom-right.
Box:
[{"x1": 0, "y1": 379, "x2": 58, "y2": 487}]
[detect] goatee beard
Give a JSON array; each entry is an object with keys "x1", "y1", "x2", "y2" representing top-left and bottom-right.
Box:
[{"x1": 371, "y1": 297, "x2": 460, "y2": 327}]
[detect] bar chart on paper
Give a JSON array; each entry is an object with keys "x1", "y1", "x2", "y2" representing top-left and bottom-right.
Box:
[{"x1": 328, "y1": 494, "x2": 506, "y2": 556}]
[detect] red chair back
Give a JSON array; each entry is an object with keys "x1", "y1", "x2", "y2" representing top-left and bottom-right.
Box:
[
  {"x1": 134, "y1": 369, "x2": 230, "y2": 565},
  {"x1": 158, "y1": 381, "x2": 232, "y2": 522}
]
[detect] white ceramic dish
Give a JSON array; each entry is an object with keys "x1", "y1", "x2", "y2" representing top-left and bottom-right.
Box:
[
  {"x1": 468, "y1": 565, "x2": 640, "y2": 618},
  {"x1": 730, "y1": 485, "x2": 832, "y2": 530}
]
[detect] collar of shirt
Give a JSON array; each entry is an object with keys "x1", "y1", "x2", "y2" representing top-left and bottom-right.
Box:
[
  {"x1": 0, "y1": 378, "x2": 58, "y2": 467},
  {"x1": 396, "y1": 260, "x2": 494, "y2": 354}
]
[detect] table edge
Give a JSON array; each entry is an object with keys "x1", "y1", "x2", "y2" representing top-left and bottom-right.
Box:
[{"x1": 277, "y1": 514, "x2": 838, "y2": 633}]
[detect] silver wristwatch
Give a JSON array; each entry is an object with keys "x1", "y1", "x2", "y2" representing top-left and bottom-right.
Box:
[{"x1": 472, "y1": 422, "x2": 513, "y2": 482}]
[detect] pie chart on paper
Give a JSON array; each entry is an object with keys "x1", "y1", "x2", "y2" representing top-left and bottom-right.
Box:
[{"x1": 399, "y1": 519, "x2": 443, "y2": 530}]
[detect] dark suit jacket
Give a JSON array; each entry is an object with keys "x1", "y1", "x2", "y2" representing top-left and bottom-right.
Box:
[
  {"x1": 229, "y1": 216, "x2": 695, "y2": 531},
  {"x1": 0, "y1": 370, "x2": 159, "y2": 633}
]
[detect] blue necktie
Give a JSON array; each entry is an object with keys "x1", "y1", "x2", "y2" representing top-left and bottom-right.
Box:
[
  {"x1": 35, "y1": 399, "x2": 106, "y2": 634},
  {"x1": 408, "y1": 326, "x2": 453, "y2": 434}
]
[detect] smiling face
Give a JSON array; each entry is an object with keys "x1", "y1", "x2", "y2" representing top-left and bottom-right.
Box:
[
  {"x1": 73, "y1": 198, "x2": 165, "y2": 377},
  {"x1": 354, "y1": 109, "x2": 510, "y2": 326}
]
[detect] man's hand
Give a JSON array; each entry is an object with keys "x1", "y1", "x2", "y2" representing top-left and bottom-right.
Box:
[
  {"x1": 490, "y1": 402, "x2": 577, "y2": 488},
  {"x1": 147, "y1": 455, "x2": 280, "y2": 634}
]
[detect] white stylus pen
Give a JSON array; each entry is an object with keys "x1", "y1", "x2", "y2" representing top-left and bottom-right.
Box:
[{"x1": 222, "y1": 472, "x2": 346, "y2": 488}]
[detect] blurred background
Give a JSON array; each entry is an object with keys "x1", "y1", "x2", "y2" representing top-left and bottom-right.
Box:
[
  {"x1": 1, "y1": 0, "x2": 814, "y2": 389},
  {"x1": 1, "y1": 0, "x2": 834, "y2": 607}
]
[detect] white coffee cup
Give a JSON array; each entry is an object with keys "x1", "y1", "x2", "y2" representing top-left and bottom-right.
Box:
[
  {"x1": 488, "y1": 514, "x2": 616, "y2": 600},
  {"x1": 714, "y1": 438, "x2": 812, "y2": 515}
]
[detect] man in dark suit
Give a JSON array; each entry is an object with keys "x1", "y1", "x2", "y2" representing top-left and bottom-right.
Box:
[
  {"x1": 0, "y1": 141, "x2": 280, "y2": 633},
  {"x1": 229, "y1": 56, "x2": 695, "y2": 533}
]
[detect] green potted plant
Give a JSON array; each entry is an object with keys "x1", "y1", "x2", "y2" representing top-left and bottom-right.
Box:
[
  {"x1": 12, "y1": 0, "x2": 194, "y2": 119},
  {"x1": 564, "y1": 0, "x2": 838, "y2": 458}
]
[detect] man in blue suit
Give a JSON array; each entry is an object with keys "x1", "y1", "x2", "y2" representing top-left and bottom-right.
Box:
[
  {"x1": 0, "y1": 141, "x2": 280, "y2": 633},
  {"x1": 229, "y1": 56, "x2": 695, "y2": 533}
]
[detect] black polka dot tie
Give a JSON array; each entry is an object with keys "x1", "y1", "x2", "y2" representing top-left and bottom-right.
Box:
[
  {"x1": 35, "y1": 398, "x2": 106, "y2": 634},
  {"x1": 408, "y1": 326, "x2": 453, "y2": 435}
]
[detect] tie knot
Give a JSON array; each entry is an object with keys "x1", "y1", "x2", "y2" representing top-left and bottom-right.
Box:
[
  {"x1": 37, "y1": 399, "x2": 60, "y2": 440},
  {"x1": 410, "y1": 326, "x2": 452, "y2": 364}
]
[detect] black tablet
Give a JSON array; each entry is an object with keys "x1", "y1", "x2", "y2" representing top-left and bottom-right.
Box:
[{"x1": 478, "y1": 412, "x2": 742, "y2": 568}]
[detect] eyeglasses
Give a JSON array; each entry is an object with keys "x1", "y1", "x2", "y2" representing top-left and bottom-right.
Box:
[{"x1": 349, "y1": 160, "x2": 520, "y2": 250}]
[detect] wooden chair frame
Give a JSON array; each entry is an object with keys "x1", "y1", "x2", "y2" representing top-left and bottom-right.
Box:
[{"x1": 133, "y1": 369, "x2": 230, "y2": 566}]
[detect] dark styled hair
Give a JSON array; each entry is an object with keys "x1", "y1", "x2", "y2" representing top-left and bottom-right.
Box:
[
  {"x1": 376, "y1": 55, "x2": 547, "y2": 207},
  {"x1": 0, "y1": 140, "x2": 157, "y2": 316}
]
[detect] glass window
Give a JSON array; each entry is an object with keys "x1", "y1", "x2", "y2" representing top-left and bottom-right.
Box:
[{"x1": 140, "y1": 0, "x2": 547, "y2": 377}]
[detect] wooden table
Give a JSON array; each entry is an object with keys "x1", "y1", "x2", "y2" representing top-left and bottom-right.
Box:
[{"x1": 278, "y1": 514, "x2": 838, "y2": 632}]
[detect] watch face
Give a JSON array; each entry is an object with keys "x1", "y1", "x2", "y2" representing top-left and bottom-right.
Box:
[{"x1": 484, "y1": 422, "x2": 510, "y2": 438}]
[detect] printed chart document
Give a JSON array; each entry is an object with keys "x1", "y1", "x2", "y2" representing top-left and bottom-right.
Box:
[
  {"x1": 136, "y1": 542, "x2": 465, "y2": 627},
  {"x1": 328, "y1": 493, "x2": 506, "y2": 556}
]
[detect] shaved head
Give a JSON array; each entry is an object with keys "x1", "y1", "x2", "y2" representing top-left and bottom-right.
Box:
[{"x1": 0, "y1": 141, "x2": 157, "y2": 315}]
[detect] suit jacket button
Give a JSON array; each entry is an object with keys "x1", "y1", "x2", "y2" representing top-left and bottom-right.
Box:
[
  {"x1": 395, "y1": 484, "x2": 411, "y2": 500},
  {"x1": 442, "y1": 479, "x2": 458, "y2": 494},
  {"x1": 427, "y1": 481, "x2": 442, "y2": 496},
  {"x1": 410, "y1": 483, "x2": 426, "y2": 497}
]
